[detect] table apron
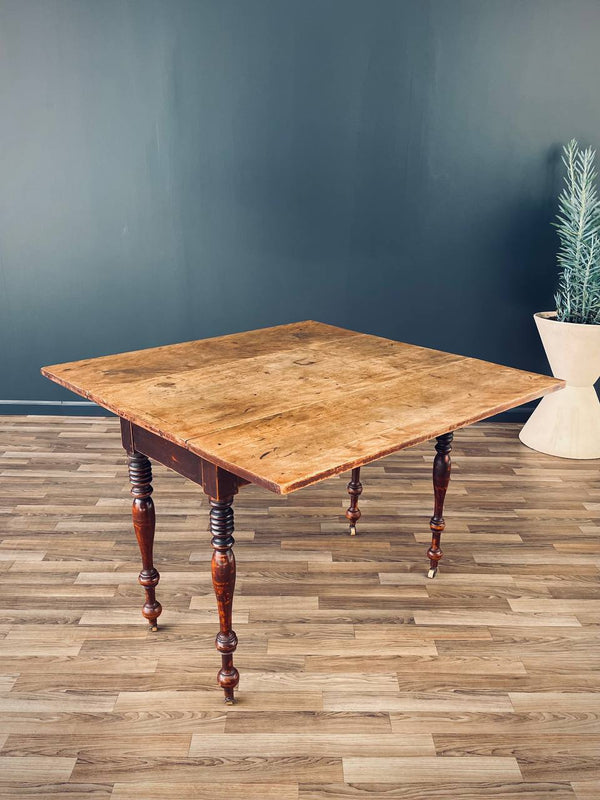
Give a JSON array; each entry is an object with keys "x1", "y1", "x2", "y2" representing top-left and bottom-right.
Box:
[{"x1": 120, "y1": 418, "x2": 247, "y2": 498}]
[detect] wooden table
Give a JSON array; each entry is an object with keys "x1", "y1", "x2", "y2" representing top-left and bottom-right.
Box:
[{"x1": 42, "y1": 321, "x2": 563, "y2": 703}]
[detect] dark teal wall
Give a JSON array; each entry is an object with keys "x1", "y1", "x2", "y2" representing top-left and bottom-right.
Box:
[{"x1": 1, "y1": 0, "x2": 599, "y2": 414}]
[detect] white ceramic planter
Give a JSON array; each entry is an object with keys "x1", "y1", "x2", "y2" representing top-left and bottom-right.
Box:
[{"x1": 519, "y1": 311, "x2": 600, "y2": 459}]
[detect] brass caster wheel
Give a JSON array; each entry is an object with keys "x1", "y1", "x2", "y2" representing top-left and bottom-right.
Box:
[
  {"x1": 427, "y1": 567, "x2": 438, "y2": 579},
  {"x1": 224, "y1": 696, "x2": 236, "y2": 705},
  {"x1": 349, "y1": 524, "x2": 357, "y2": 536},
  {"x1": 149, "y1": 623, "x2": 159, "y2": 632}
]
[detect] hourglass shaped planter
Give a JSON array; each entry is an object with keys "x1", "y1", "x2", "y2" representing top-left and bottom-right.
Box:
[{"x1": 519, "y1": 312, "x2": 600, "y2": 459}]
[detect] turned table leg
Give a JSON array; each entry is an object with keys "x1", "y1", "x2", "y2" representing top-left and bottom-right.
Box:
[
  {"x1": 346, "y1": 467, "x2": 362, "y2": 536},
  {"x1": 209, "y1": 495, "x2": 239, "y2": 703},
  {"x1": 128, "y1": 452, "x2": 162, "y2": 630},
  {"x1": 427, "y1": 432, "x2": 453, "y2": 579}
]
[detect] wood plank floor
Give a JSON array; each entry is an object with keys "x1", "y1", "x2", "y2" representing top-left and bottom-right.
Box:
[{"x1": 0, "y1": 415, "x2": 598, "y2": 799}]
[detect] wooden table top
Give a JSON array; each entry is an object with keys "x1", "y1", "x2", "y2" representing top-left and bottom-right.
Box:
[{"x1": 41, "y1": 320, "x2": 563, "y2": 494}]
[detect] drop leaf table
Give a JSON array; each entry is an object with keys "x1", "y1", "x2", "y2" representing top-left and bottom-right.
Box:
[{"x1": 42, "y1": 321, "x2": 563, "y2": 703}]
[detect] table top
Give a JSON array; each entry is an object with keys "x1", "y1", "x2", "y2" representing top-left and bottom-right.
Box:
[{"x1": 42, "y1": 320, "x2": 564, "y2": 494}]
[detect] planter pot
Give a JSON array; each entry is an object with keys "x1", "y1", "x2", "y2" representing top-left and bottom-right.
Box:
[{"x1": 519, "y1": 311, "x2": 600, "y2": 459}]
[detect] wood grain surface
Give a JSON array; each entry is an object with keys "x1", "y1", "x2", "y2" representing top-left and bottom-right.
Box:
[
  {"x1": 0, "y1": 415, "x2": 598, "y2": 798},
  {"x1": 41, "y1": 321, "x2": 563, "y2": 493}
]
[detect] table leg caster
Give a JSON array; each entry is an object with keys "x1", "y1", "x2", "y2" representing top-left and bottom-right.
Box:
[
  {"x1": 221, "y1": 678, "x2": 238, "y2": 704},
  {"x1": 427, "y1": 567, "x2": 438, "y2": 579},
  {"x1": 149, "y1": 622, "x2": 159, "y2": 632},
  {"x1": 349, "y1": 524, "x2": 357, "y2": 536}
]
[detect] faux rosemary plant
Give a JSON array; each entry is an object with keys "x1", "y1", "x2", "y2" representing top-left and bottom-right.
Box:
[{"x1": 554, "y1": 139, "x2": 600, "y2": 324}]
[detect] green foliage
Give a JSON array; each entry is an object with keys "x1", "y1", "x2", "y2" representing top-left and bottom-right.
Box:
[{"x1": 554, "y1": 139, "x2": 600, "y2": 324}]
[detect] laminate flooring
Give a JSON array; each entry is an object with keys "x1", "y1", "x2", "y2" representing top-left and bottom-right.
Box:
[{"x1": 0, "y1": 416, "x2": 598, "y2": 799}]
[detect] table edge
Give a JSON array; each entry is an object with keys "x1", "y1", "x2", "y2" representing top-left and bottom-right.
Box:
[{"x1": 40, "y1": 364, "x2": 564, "y2": 495}]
